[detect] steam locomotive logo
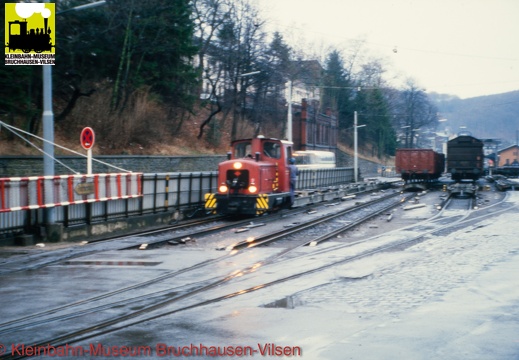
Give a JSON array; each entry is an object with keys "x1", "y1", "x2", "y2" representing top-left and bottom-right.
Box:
[{"x1": 4, "y1": 3, "x2": 55, "y2": 56}]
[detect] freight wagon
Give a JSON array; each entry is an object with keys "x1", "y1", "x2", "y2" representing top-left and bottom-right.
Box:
[
  {"x1": 395, "y1": 148, "x2": 445, "y2": 183},
  {"x1": 447, "y1": 135, "x2": 484, "y2": 181}
]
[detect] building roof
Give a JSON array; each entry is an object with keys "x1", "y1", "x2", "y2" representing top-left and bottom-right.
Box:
[{"x1": 498, "y1": 144, "x2": 519, "y2": 154}]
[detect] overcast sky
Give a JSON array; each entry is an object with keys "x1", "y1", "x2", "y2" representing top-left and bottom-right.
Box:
[{"x1": 258, "y1": 0, "x2": 519, "y2": 99}]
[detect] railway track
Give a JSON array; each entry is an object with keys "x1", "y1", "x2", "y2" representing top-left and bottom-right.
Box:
[
  {"x1": 2, "y1": 189, "x2": 514, "y2": 359},
  {"x1": 0, "y1": 215, "x2": 236, "y2": 274},
  {"x1": 0, "y1": 184, "x2": 392, "y2": 274},
  {"x1": 228, "y1": 191, "x2": 407, "y2": 250},
  {"x1": 0, "y1": 191, "x2": 406, "y2": 357}
]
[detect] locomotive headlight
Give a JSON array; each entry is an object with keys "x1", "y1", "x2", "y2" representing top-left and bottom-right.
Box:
[
  {"x1": 249, "y1": 178, "x2": 257, "y2": 193},
  {"x1": 233, "y1": 162, "x2": 243, "y2": 169},
  {"x1": 219, "y1": 184, "x2": 228, "y2": 193}
]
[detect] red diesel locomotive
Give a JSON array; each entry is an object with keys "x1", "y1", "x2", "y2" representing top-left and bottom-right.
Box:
[{"x1": 205, "y1": 136, "x2": 295, "y2": 215}]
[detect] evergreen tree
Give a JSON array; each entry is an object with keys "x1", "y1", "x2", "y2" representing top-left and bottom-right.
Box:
[
  {"x1": 356, "y1": 88, "x2": 397, "y2": 157},
  {"x1": 322, "y1": 50, "x2": 355, "y2": 130},
  {"x1": 109, "y1": 0, "x2": 199, "y2": 111}
]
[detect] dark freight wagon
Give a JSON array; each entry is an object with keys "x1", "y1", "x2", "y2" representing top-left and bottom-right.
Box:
[
  {"x1": 447, "y1": 135, "x2": 484, "y2": 181},
  {"x1": 395, "y1": 149, "x2": 445, "y2": 183}
]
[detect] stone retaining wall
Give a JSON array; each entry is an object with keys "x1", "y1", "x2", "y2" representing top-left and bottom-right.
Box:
[
  {"x1": 0, "y1": 155, "x2": 227, "y2": 177},
  {"x1": 0, "y1": 151, "x2": 385, "y2": 177}
]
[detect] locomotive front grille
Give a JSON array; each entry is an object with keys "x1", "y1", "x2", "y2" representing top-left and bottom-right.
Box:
[{"x1": 226, "y1": 169, "x2": 249, "y2": 189}]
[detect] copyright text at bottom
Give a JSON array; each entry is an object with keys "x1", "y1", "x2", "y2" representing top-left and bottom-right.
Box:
[{"x1": 5, "y1": 343, "x2": 302, "y2": 357}]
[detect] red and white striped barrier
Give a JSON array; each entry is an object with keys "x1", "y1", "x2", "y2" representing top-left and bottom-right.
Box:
[{"x1": 0, "y1": 173, "x2": 142, "y2": 213}]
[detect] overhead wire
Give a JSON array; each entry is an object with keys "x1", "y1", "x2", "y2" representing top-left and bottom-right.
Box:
[
  {"x1": 0, "y1": 121, "x2": 132, "y2": 173},
  {"x1": 1, "y1": 121, "x2": 79, "y2": 174}
]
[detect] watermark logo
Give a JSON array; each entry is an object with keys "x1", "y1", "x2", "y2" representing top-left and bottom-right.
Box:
[{"x1": 4, "y1": 2, "x2": 55, "y2": 65}]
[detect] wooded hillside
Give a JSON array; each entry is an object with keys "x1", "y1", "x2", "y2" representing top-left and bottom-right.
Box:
[
  {"x1": 1, "y1": 0, "x2": 443, "y2": 159},
  {"x1": 431, "y1": 91, "x2": 519, "y2": 146}
]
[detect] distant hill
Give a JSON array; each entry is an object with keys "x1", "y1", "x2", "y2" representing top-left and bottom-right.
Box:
[{"x1": 429, "y1": 90, "x2": 519, "y2": 146}]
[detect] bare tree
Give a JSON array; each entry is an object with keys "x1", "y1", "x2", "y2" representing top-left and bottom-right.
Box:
[
  {"x1": 397, "y1": 80, "x2": 438, "y2": 148},
  {"x1": 192, "y1": 0, "x2": 233, "y2": 85},
  {"x1": 210, "y1": 0, "x2": 267, "y2": 140},
  {"x1": 197, "y1": 65, "x2": 224, "y2": 139},
  {"x1": 192, "y1": 0, "x2": 234, "y2": 138}
]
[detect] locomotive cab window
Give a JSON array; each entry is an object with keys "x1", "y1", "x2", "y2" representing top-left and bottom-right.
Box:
[
  {"x1": 234, "y1": 141, "x2": 252, "y2": 158},
  {"x1": 263, "y1": 141, "x2": 281, "y2": 159}
]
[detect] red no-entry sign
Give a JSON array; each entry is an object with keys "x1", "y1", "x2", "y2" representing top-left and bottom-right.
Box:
[{"x1": 80, "y1": 127, "x2": 95, "y2": 150}]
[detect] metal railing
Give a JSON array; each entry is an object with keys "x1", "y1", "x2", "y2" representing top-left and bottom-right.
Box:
[
  {"x1": 0, "y1": 172, "x2": 219, "y2": 237},
  {"x1": 0, "y1": 168, "x2": 355, "y2": 238},
  {"x1": 297, "y1": 167, "x2": 355, "y2": 188}
]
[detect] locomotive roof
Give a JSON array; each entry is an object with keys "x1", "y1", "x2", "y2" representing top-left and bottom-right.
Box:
[{"x1": 448, "y1": 135, "x2": 483, "y2": 144}]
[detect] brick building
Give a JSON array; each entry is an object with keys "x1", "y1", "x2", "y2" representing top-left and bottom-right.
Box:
[
  {"x1": 498, "y1": 145, "x2": 519, "y2": 166},
  {"x1": 292, "y1": 98, "x2": 337, "y2": 152}
]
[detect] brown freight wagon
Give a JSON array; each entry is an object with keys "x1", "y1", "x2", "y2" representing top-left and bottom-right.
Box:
[{"x1": 395, "y1": 148, "x2": 445, "y2": 183}]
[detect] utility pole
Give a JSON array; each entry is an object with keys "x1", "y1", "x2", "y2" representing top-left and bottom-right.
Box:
[
  {"x1": 354, "y1": 111, "x2": 358, "y2": 183},
  {"x1": 353, "y1": 111, "x2": 366, "y2": 183},
  {"x1": 41, "y1": 0, "x2": 107, "y2": 229},
  {"x1": 516, "y1": 130, "x2": 519, "y2": 165},
  {"x1": 42, "y1": 54, "x2": 55, "y2": 223}
]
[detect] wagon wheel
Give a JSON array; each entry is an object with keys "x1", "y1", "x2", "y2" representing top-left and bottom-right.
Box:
[
  {"x1": 22, "y1": 49, "x2": 31, "y2": 53},
  {"x1": 35, "y1": 49, "x2": 43, "y2": 53}
]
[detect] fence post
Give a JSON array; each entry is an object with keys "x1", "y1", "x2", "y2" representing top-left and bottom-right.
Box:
[
  {"x1": 199, "y1": 173, "x2": 203, "y2": 204},
  {"x1": 176, "y1": 173, "x2": 182, "y2": 210},
  {"x1": 164, "y1": 174, "x2": 170, "y2": 212},
  {"x1": 152, "y1": 174, "x2": 158, "y2": 213},
  {"x1": 188, "y1": 173, "x2": 194, "y2": 207}
]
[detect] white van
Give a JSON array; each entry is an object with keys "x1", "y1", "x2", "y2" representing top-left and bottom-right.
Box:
[{"x1": 293, "y1": 150, "x2": 336, "y2": 169}]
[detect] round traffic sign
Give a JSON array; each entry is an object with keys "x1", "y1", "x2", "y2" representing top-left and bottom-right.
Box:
[{"x1": 80, "y1": 127, "x2": 95, "y2": 150}]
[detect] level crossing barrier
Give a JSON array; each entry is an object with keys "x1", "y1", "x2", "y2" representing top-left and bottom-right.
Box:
[{"x1": 0, "y1": 173, "x2": 142, "y2": 212}]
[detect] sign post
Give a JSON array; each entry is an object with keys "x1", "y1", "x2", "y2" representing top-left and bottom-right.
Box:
[{"x1": 80, "y1": 127, "x2": 95, "y2": 174}]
